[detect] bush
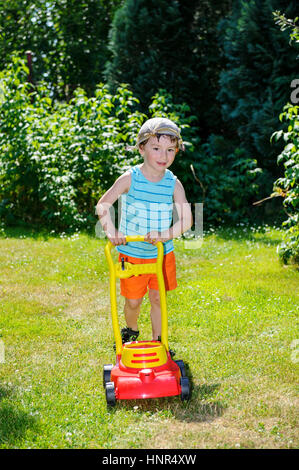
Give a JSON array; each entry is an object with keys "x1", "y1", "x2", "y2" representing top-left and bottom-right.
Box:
[
  {"x1": 0, "y1": 56, "x2": 263, "y2": 232},
  {"x1": 193, "y1": 135, "x2": 263, "y2": 224},
  {"x1": 0, "y1": 56, "x2": 145, "y2": 231},
  {"x1": 148, "y1": 90, "x2": 262, "y2": 224},
  {"x1": 271, "y1": 104, "x2": 299, "y2": 265},
  {"x1": 270, "y1": 13, "x2": 299, "y2": 266}
]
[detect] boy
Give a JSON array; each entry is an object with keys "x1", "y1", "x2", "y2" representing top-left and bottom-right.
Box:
[{"x1": 96, "y1": 117, "x2": 192, "y2": 344}]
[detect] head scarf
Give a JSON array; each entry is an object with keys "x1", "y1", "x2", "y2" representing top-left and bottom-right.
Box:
[{"x1": 127, "y1": 117, "x2": 185, "y2": 151}]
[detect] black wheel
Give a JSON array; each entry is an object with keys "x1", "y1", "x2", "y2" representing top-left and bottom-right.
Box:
[
  {"x1": 180, "y1": 376, "x2": 191, "y2": 401},
  {"x1": 103, "y1": 364, "x2": 114, "y2": 388},
  {"x1": 105, "y1": 381, "x2": 116, "y2": 407},
  {"x1": 175, "y1": 360, "x2": 186, "y2": 377}
]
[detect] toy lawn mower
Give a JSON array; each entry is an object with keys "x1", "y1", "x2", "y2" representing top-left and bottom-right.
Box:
[{"x1": 103, "y1": 236, "x2": 191, "y2": 406}]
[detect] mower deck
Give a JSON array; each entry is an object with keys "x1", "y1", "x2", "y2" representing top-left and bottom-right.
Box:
[{"x1": 103, "y1": 341, "x2": 190, "y2": 405}]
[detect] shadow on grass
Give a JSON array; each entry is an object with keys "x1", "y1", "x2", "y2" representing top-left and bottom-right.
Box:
[
  {"x1": 108, "y1": 365, "x2": 225, "y2": 424},
  {"x1": 0, "y1": 384, "x2": 39, "y2": 447},
  {"x1": 214, "y1": 227, "x2": 283, "y2": 246},
  {"x1": 0, "y1": 225, "x2": 95, "y2": 241},
  {"x1": 1, "y1": 223, "x2": 284, "y2": 247},
  {"x1": 0, "y1": 225, "x2": 54, "y2": 241},
  {"x1": 213, "y1": 226, "x2": 283, "y2": 247}
]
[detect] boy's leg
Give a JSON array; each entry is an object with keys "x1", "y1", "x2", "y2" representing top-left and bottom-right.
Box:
[
  {"x1": 148, "y1": 289, "x2": 161, "y2": 340},
  {"x1": 124, "y1": 297, "x2": 143, "y2": 331},
  {"x1": 147, "y1": 251, "x2": 177, "y2": 340}
]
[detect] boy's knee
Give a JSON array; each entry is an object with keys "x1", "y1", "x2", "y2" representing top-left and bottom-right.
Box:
[
  {"x1": 149, "y1": 289, "x2": 160, "y2": 306},
  {"x1": 125, "y1": 297, "x2": 143, "y2": 310}
]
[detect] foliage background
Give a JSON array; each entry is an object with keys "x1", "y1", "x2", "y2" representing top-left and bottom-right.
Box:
[
  {"x1": 0, "y1": 0, "x2": 298, "y2": 452},
  {"x1": 0, "y1": 0, "x2": 298, "y2": 261}
]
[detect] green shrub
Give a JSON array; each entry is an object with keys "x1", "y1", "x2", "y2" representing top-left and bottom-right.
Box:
[
  {"x1": 149, "y1": 90, "x2": 262, "y2": 224},
  {"x1": 0, "y1": 56, "x2": 145, "y2": 231},
  {"x1": 217, "y1": 0, "x2": 298, "y2": 182},
  {"x1": 0, "y1": 56, "x2": 263, "y2": 231},
  {"x1": 271, "y1": 104, "x2": 299, "y2": 265}
]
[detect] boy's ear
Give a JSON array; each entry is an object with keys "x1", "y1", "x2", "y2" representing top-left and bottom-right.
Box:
[{"x1": 175, "y1": 148, "x2": 179, "y2": 154}]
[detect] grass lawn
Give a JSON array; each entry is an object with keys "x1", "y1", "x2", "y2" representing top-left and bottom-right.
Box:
[{"x1": 0, "y1": 224, "x2": 298, "y2": 449}]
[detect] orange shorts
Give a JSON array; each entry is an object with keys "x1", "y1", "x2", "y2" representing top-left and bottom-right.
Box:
[{"x1": 118, "y1": 251, "x2": 177, "y2": 299}]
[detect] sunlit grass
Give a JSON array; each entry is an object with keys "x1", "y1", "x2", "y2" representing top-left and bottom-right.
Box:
[{"x1": 0, "y1": 224, "x2": 298, "y2": 448}]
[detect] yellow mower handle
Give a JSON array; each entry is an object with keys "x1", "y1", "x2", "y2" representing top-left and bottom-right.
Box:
[{"x1": 104, "y1": 236, "x2": 169, "y2": 355}]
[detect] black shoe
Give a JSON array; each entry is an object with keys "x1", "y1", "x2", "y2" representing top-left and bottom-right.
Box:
[
  {"x1": 113, "y1": 327, "x2": 139, "y2": 351},
  {"x1": 158, "y1": 336, "x2": 175, "y2": 358},
  {"x1": 121, "y1": 327, "x2": 139, "y2": 343}
]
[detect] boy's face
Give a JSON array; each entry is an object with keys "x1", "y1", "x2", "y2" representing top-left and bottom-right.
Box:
[{"x1": 139, "y1": 135, "x2": 178, "y2": 172}]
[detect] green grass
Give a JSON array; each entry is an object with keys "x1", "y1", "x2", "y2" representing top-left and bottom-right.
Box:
[{"x1": 0, "y1": 225, "x2": 298, "y2": 449}]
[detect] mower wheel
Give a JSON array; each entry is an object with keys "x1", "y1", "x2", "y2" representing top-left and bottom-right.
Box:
[
  {"x1": 175, "y1": 360, "x2": 186, "y2": 377},
  {"x1": 180, "y1": 377, "x2": 191, "y2": 401},
  {"x1": 103, "y1": 364, "x2": 114, "y2": 388},
  {"x1": 105, "y1": 381, "x2": 116, "y2": 407}
]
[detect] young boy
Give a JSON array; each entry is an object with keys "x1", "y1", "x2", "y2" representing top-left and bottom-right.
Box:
[{"x1": 96, "y1": 117, "x2": 192, "y2": 344}]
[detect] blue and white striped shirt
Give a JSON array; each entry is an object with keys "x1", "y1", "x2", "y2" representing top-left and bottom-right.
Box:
[{"x1": 116, "y1": 165, "x2": 177, "y2": 258}]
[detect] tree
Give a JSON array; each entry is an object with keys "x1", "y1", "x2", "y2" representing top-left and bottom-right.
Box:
[
  {"x1": 105, "y1": 0, "x2": 232, "y2": 137},
  {"x1": 105, "y1": 0, "x2": 188, "y2": 106},
  {"x1": 53, "y1": 0, "x2": 122, "y2": 99},
  {"x1": 217, "y1": 0, "x2": 299, "y2": 187},
  {"x1": 0, "y1": 0, "x2": 121, "y2": 100}
]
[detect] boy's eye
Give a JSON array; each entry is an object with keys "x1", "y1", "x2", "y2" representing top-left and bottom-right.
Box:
[{"x1": 151, "y1": 147, "x2": 175, "y2": 152}]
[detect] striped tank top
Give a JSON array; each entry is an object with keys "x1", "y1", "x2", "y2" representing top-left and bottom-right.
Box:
[{"x1": 116, "y1": 165, "x2": 177, "y2": 259}]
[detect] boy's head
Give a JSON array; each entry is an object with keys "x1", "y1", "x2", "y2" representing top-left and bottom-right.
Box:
[
  {"x1": 138, "y1": 133, "x2": 178, "y2": 171},
  {"x1": 128, "y1": 117, "x2": 185, "y2": 152}
]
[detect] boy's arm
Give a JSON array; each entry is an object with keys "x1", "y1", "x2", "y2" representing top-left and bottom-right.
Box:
[
  {"x1": 96, "y1": 172, "x2": 130, "y2": 245},
  {"x1": 169, "y1": 179, "x2": 193, "y2": 239},
  {"x1": 145, "y1": 179, "x2": 193, "y2": 243}
]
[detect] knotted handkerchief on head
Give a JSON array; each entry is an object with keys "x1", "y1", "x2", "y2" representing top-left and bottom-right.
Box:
[{"x1": 127, "y1": 117, "x2": 185, "y2": 151}]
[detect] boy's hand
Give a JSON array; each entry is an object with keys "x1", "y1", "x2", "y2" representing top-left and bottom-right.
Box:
[
  {"x1": 144, "y1": 231, "x2": 169, "y2": 244},
  {"x1": 108, "y1": 230, "x2": 127, "y2": 246}
]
